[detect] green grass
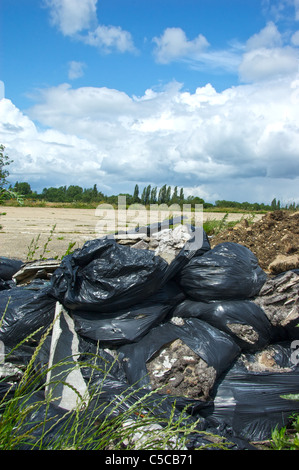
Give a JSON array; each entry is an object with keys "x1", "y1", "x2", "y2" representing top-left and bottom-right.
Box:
[
  {"x1": 271, "y1": 415, "x2": 299, "y2": 450},
  {"x1": 0, "y1": 313, "x2": 234, "y2": 450}
]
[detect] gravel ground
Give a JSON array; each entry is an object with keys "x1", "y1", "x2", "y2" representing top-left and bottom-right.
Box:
[{"x1": 0, "y1": 205, "x2": 263, "y2": 261}]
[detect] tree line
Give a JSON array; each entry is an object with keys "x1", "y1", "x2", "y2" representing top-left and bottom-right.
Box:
[
  {"x1": 5, "y1": 181, "x2": 298, "y2": 211},
  {"x1": 1, "y1": 145, "x2": 298, "y2": 210}
]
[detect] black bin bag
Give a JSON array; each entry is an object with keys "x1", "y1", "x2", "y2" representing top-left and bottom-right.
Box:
[
  {"x1": 178, "y1": 242, "x2": 267, "y2": 301},
  {"x1": 118, "y1": 317, "x2": 241, "y2": 395},
  {"x1": 172, "y1": 299, "x2": 273, "y2": 351},
  {"x1": 202, "y1": 342, "x2": 299, "y2": 442},
  {"x1": 49, "y1": 238, "x2": 169, "y2": 312},
  {"x1": 72, "y1": 281, "x2": 185, "y2": 346},
  {"x1": 0, "y1": 257, "x2": 23, "y2": 281},
  {"x1": 0, "y1": 282, "x2": 56, "y2": 348},
  {"x1": 161, "y1": 225, "x2": 211, "y2": 284}
]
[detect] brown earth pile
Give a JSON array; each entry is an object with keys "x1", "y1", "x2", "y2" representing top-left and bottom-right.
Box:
[{"x1": 210, "y1": 210, "x2": 299, "y2": 274}]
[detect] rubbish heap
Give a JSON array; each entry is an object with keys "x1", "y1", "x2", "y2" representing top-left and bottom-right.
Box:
[{"x1": 0, "y1": 222, "x2": 299, "y2": 450}]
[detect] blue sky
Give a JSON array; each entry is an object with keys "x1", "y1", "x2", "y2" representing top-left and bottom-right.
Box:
[{"x1": 1, "y1": 0, "x2": 299, "y2": 204}]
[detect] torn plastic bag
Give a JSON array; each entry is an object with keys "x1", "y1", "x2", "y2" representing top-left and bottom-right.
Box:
[
  {"x1": 79, "y1": 342, "x2": 128, "y2": 387},
  {"x1": 178, "y1": 242, "x2": 267, "y2": 301},
  {"x1": 172, "y1": 299, "x2": 273, "y2": 351},
  {"x1": 201, "y1": 342, "x2": 299, "y2": 442},
  {"x1": 161, "y1": 225, "x2": 211, "y2": 284},
  {"x1": 72, "y1": 281, "x2": 185, "y2": 345},
  {"x1": 49, "y1": 237, "x2": 168, "y2": 312},
  {"x1": 0, "y1": 257, "x2": 23, "y2": 281},
  {"x1": 0, "y1": 282, "x2": 56, "y2": 348},
  {"x1": 118, "y1": 318, "x2": 240, "y2": 401}
]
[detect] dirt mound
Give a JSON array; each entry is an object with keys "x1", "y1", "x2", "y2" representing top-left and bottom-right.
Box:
[{"x1": 210, "y1": 210, "x2": 299, "y2": 273}]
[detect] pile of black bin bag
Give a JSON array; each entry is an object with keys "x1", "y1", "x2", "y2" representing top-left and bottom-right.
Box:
[{"x1": 1, "y1": 225, "x2": 299, "y2": 450}]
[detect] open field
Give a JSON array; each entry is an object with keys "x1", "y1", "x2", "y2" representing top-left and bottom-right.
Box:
[{"x1": 0, "y1": 205, "x2": 264, "y2": 261}]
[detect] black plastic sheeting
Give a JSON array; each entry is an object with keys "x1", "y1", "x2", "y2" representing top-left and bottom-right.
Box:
[
  {"x1": 72, "y1": 281, "x2": 185, "y2": 345},
  {"x1": 178, "y1": 242, "x2": 267, "y2": 301},
  {"x1": 0, "y1": 256, "x2": 23, "y2": 281},
  {"x1": 0, "y1": 281, "x2": 56, "y2": 347},
  {"x1": 118, "y1": 318, "x2": 241, "y2": 389},
  {"x1": 49, "y1": 238, "x2": 169, "y2": 312},
  {"x1": 48, "y1": 226, "x2": 211, "y2": 313},
  {"x1": 172, "y1": 299, "x2": 273, "y2": 351},
  {"x1": 201, "y1": 342, "x2": 299, "y2": 442},
  {"x1": 0, "y1": 256, "x2": 24, "y2": 290}
]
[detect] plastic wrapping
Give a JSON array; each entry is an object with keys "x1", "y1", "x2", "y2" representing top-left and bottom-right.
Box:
[
  {"x1": 162, "y1": 225, "x2": 211, "y2": 284},
  {"x1": 0, "y1": 257, "x2": 23, "y2": 281},
  {"x1": 178, "y1": 242, "x2": 268, "y2": 301},
  {"x1": 202, "y1": 342, "x2": 299, "y2": 442},
  {"x1": 49, "y1": 238, "x2": 169, "y2": 312},
  {"x1": 172, "y1": 299, "x2": 273, "y2": 351},
  {"x1": 72, "y1": 281, "x2": 185, "y2": 345},
  {"x1": 0, "y1": 282, "x2": 56, "y2": 348},
  {"x1": 118, "y1": 318, "x2": 241, "y2": 392}
]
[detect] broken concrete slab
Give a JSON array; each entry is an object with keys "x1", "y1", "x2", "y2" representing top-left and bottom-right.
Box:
[
  {"x1": 13, "y1": 259, "x2": 61, "y2": 285},
  {"x1": 45, "y1": 302, "x2": 89, "y2": 411},
  {"x1": 253, "y1": 270, "x2": 299, "y2": 328}
]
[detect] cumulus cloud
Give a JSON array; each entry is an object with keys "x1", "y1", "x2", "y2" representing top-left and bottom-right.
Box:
[
  {"x1": 239, "y1": 46, "x2": 299, "y2": 82},
  {"x1": 153, "y1": 27, "x2": 209, "y2": 64},
  {"x1": 44, "y1": 0, "x2": 98, "y2": 36},
  {"x1": 246, "y1": 21, "x2": 282, "y2": 49},
  {"x1": 152, "y1": 27, "x2": 242, "y2": 75},
  {"x1": 1, "y1": 74, "x2": 299, "y2": 204},
  {"x1": 83, "y1": 24, "x2": 136, "y2": 54},
  {"x1": 44, "y1": 0, "x2": 136, "y2": 54},
  {"x1": 0, "y1": 97, "x2": 105, "y2": 188},
  {"x1": 239, "y1": 22, "x2": 299, "y2": 82}
]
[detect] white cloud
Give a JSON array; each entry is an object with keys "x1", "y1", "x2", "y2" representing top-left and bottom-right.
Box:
[
  {"x1": 0, "y1": 97, "x2": 104, "y2": 187},
  {"x1": 292, "y1": 30, "x2": 299, "y2": 45},
  {"x1": 1, "y1": 75, "x2": 299, "y2": 204},
  {"x1": 44, "y1": 0, "x2": 136, "y2": 54},
  {"x1": 68, "y1": 61, "x2": 86, "y2": 80},
  {"x1": 238, "y1": 22, "x2": 299, "y2": 82},
  {"x1": 44, "y1": 0, "x2": 98, "y2": 36},
  {"x1": 246, "y1": 21, "x2": 282, "y2": 49},
  {"x1": 83, "y1": 24, "x2": 136, "y2": 54},
  {"x1": 153, "y1": 27, "x2": 209, "y2": 64},
  {"x1": 239, "y1": 46, "x2": 299, "y2": 82}
]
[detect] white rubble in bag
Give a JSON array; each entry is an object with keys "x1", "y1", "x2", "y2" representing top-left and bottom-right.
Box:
[
  {"x1": 151, "y1": 225, "x2": 193, "y2": 263},
  {"x1": 121, "y1": 419, "x2": 187, "y2": 450}
]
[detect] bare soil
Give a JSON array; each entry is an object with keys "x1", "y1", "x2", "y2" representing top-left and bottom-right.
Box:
[
  {"x1": 210, "y1": 210, "x2": 299, "y2": 273},
  {"x1": 0, "y1": 205, "x2": 262, "y2": 262}
]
